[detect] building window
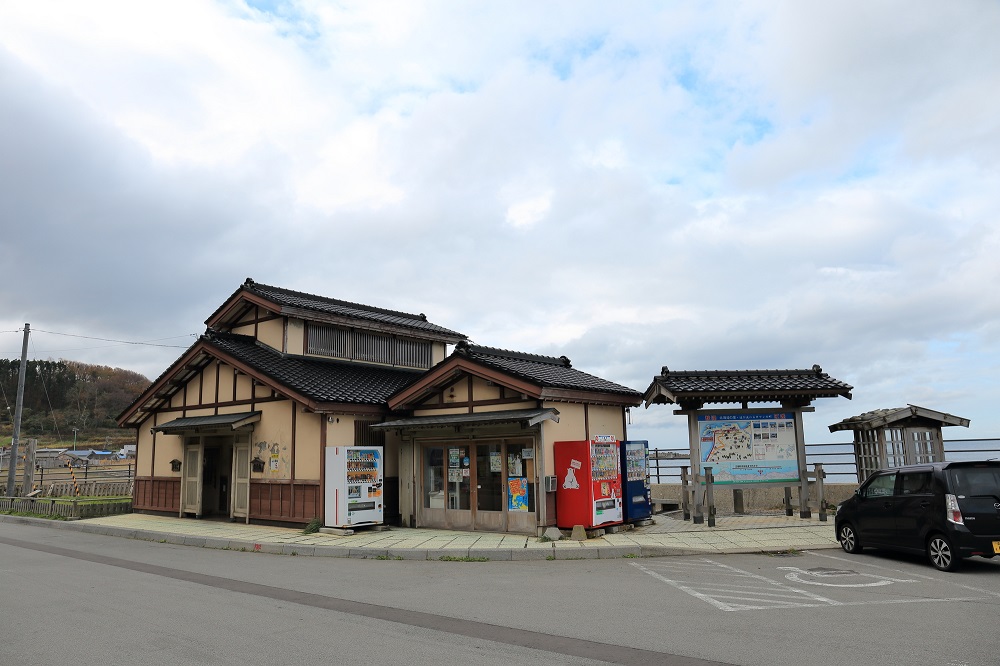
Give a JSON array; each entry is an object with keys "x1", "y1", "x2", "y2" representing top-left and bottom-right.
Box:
[{"x1": 306, "y1": 324, "x2": 432, "y2": 369}]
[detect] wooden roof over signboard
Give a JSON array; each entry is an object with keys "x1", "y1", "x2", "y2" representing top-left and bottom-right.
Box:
[{"x1": 643, "y1": 364, "x2": 853, "y2": 410}]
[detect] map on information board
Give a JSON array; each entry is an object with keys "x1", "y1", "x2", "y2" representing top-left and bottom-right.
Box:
[{"x1": 698, "y1": 413, "x2": 799, "y2": 484}]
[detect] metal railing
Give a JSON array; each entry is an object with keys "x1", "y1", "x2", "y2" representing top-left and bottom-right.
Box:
[
  {"x1": 0, "y1": 460, "x2": 135, "y2": 497},
  {"x1": 650, "y1": 438, "x2": 1000, "y2": 486}
]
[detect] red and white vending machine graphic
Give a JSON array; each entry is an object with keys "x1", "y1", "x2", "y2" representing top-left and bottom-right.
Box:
[
  {"x1": 554, "y1": 437, "x2": 623, "y2": 529},
  {"x1": 324, "y1": 446, "x2": 384, "y2": 528}
]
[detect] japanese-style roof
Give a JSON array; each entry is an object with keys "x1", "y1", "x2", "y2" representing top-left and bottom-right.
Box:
[
  {"x1": 153, "y1": 411, "x2": 261, "y2": 434},
  {"x1": 371, "y1": 408, "x2": 560, "y2": 431},
  {"x1": 206, "y1": 278, "x2": 466, "y2": 342},
  {"x1": 829, "y1": 405, "x2": 970, "y2": 432},
  {"x1": 644, "y1": 365, "x2": 853, "y2": 409},
  {"x1": 118, "y1": 331, "x2": 423, "y2": 427},
  {"x1": 388, "y1": 342, "x2": 642, "y2": 409},
  {"x1": 208, "y1": 332, "x2": 421, "y2": 403},
  {"x1": 459, "y1": 344, "x2": 641, "y2": 396}
]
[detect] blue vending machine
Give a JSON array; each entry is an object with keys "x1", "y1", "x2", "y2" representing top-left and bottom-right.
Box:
[{"x1": 620, "y1": 440, "x2": 651, "y2": 522}]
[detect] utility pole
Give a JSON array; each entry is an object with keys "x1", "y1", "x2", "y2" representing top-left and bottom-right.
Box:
[{"x1": 6, "y1": 323, "x2": 29, "y2": 497}]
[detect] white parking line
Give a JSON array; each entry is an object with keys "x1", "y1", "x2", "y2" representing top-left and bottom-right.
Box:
[
  {"x1": 803, "y1": 549, "x2": 1000, "y2": 599},
  {"x1": 633, "y1": 556, "x2": 990, "y2": 611},
  {"x1": 633, "y1": 559, "x2": 842, "y2": 611}
]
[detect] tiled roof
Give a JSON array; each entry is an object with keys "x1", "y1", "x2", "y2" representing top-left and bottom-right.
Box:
[
  {"x1": 645, "y1": 365, "x2": 853, "y2": 407},
  {"x1": 456, "y1": 343, "x2": 642, "y2": 397},
  {"x1": 153, "y1": 412, "x2": 261, "y2": 433},
  {"x1": 829, "y1": 405, "x2": 969, "y2": 432},
  {"x1": 240, "y1": 279, "x2": 465, "y2": 338},
  {"x1": 207, "y1": 332, "x2": 422, "y2": 405},
  {"x1": 372, "y1": 408, "x2": 560, "y2": 431}
]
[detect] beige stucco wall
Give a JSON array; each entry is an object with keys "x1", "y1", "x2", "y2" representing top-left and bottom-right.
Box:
[
  {"x1": 235, "y1": 371, "x2": 254, "y2": 402},
  {"x1": 471, "y1": 377, "x2": 500, "y2": 401},
  {"x1": 540, "y1": 405, "x2": 584, "y2": 476},
  {"x1": 251, "y1": 400, "x2": 294, "y2": 481},
  {"x1": 285, "y1": 318, "x2": 305, "y2": 355},
  {"x1": 294, "y1": 409, "x2": 322, "y2": 480},
  {"x1": 587, "y1": 404, "x2": 627, "y2": 441},
  {"x1": 537, "y1": 403, "x2": 628, "y2": 476},
  {"x1": 256, "y1": 317, "x2": 284, "y2": 351},
  {"x1": 431, "y1": 342, "x2": 447, "y2": 365},
  {"x1": 324, "y1": 414, "x2": 354, "y2": 447},
  {"x1": 153, "y1": 434, "x2": 184, "y2": 477}
]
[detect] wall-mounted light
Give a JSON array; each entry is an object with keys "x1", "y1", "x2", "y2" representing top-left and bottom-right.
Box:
[
  {"x1": 170, "y1": 459, "x2": 182, "y2": 473},
  {"x1": 250, "y1": 457, "x2": 266, "y2": 474}
]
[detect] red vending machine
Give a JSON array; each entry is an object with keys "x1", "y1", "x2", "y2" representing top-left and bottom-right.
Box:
[{"x1": 554, "y1": 437, "x2": 623, "y2": 529}]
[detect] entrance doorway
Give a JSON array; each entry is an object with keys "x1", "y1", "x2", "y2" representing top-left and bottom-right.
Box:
[
  {"x1": 180, "y1": 433, "x2": 251, "y2": 520},
  {"x1": 418, "y1": 438, "x2": 536, "y2": 533}
]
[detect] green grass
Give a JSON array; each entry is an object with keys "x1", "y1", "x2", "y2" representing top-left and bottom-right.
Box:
[
  {"x1": 301, "y1": 517, "x2": 323, "y2": 535},
  {"x1": 0, "y1": 510, "x2": 68, "y2": 520},
  {"x1": 438, "y1": 555, "x2": 490, "y2": 562}
]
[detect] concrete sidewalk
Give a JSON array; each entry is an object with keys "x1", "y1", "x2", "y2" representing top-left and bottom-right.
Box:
[{"x1": 0, "y1": 511, "x2": 840, "y2": 560}]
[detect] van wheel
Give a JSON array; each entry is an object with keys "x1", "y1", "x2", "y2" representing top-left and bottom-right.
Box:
[
  {"x1": 838, "y1": 523, "x2": 861, "y2": 554},
  {"x1": 927, "y1": 533, "x2": 961, "y2": 572}
]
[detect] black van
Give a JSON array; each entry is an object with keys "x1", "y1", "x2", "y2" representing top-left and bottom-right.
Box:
[{"x1": 835, "y1": 461, "x2": 1000, "y2": 571}]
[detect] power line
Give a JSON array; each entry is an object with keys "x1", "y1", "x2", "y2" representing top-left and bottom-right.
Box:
[{"x1": 13, "y1": 329, "x2": 196, "y2": 349}]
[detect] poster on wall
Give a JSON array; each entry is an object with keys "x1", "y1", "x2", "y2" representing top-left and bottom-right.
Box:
[
  {"x1": 697, "y1": 413, "x2": 800, "y2": 484},
  {"x1": 507, "y1": 477, "x2": 529, "y2": 511},
  {"x1": 508, "y1": 454, "x2": 522, "y2": 477},
  {"x1": 448, "y1": 468, "x2": 463, "y2": 482},
  {"x1": 490, "y1": 451, "x2": 502, "y2": 472}
]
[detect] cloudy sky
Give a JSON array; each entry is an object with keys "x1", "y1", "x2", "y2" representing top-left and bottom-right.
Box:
[{"x1": 2, "y1": 1, "x2": 999, "y2": 449}]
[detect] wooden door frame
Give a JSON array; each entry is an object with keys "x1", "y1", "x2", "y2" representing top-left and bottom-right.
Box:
[
  {"x1": 180, "y1": 438, "x2": 204, "y2": 517},
  {"x1": 232, "y1": 441, "x2": 251, "y2": 523},
  {"x1": 415, "y1": 436, "x2": 538, "y2": 533}
]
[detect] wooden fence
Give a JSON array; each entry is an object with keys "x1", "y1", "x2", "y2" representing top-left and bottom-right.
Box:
[{"x1": 0, "y1": 496, "x2": 132, "y2": 519}]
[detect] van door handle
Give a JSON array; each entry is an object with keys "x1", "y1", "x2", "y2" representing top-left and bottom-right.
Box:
[{"x1": 919, "y1": 502, "x2": 931, "y2": 508}]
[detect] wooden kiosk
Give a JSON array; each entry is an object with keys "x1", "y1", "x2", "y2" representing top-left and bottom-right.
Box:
[{"x1": 829, "y1": 405, "x2": 970, "y2": 484}]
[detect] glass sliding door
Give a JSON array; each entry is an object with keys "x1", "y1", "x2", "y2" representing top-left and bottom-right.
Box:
[{"x1": 474, "y1": 442, "x2": 505, "y2": 531}]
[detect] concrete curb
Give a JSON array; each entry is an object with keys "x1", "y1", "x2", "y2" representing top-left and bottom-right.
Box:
[{"x1": 0, "y1": 513, "x2": 840, "y2": 560}]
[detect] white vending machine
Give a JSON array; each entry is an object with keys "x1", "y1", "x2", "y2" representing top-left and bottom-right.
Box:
[{"x1": 324, "y1": 446, "x2": 384, "y2": 528}]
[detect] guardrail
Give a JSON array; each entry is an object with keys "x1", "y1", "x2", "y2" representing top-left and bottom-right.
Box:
[{"x1": 651, "y1": 438, "x2": 1000, "y2": 486}]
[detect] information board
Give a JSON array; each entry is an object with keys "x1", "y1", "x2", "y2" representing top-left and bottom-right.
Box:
[{"x1": 697, "y1": 413, "x2": 800, "y2": 484}]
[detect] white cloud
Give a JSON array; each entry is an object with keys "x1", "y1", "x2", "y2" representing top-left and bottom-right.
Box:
[
  {"x1": 2, "y1": 0, "x2": 1000, "y2": 446},
  {"x1": 504, "y1": 192, "x2": 552, "y2": 229}
]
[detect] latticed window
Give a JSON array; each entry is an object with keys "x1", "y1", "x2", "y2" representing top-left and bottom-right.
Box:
[
  {"x1": 910, "y1": 429, "x2": 936, "y2": 464},
  {"x1": 885, "y1": 428, "x2": 907, "y2": 468},
  {"x1": 856, "y1": 429, "x2": 882, "y2": 482},
  {"x1": 306, "y1": 324, "x2": 432, "y2": 369}
]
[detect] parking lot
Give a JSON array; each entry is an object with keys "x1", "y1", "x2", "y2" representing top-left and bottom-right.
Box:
[{"x1": 632, "y1": 549, "x2": 1000, "y2": 612}]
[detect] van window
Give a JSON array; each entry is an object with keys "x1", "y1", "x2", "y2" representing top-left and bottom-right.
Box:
[
  {"x1": 947, "y1": 467, "x2": 1000, "y2": 497},
  {"x1": 863, "y1": 473, "x2": 897, "y2": 498},
  {"x1": 900, "y1": 471, "x2": 933, "y2": 495}
]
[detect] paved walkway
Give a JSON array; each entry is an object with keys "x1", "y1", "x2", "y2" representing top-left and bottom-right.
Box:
[{"x1": 1, "y1": 511, "x2": 840, "y2": 561}]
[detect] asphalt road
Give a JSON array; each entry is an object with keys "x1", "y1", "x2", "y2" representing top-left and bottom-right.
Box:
[{"x1": 1, "y1": 522, "x2": 998, "y2": 665}]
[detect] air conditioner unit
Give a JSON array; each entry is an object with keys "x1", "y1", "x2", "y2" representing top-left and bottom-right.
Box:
[{"x1": 544, "y1": 475, "x2": 558, "y2": 492}]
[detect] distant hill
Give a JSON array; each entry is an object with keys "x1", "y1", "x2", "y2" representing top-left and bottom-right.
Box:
[{"x1": 0, "y1": 359, "x2": 150, "y2": 445}]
